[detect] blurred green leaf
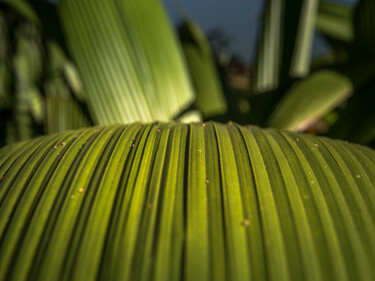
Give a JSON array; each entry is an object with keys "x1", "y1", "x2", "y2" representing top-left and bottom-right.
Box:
[
  {"x1": 253, "y1": 0, "x2": 319, "y2": 93},
  {"x1": 328, "y1": 79, "x2": 375, "y2": 146},
  {"x1": 290, "y1": 0, "x2": 319, "y2": 78},
  {"x1": 0, "y1": 2, "x2": 92, "y2": 146},
  {"x1": 267, "y1": 53, "x2": 375, "y2": 131},
  {"x1": 267, "y1": 70, "x2": 352, "y2": 130},
  {"x1": 0, "y1": 0, "x2": 40, "y2": 25},
  {"x1": 316, "y1": 1, "x2": 354, "y2": 43},
  {"x1": 0, "y1": 64, "x2": 12, "y2": 110},
  {"x1": 176, "y1": 110, "x2": 202, "y2": 123},
  {"x1": 9, "y1": 23, "x2": 44, "y2": 142},
  {"x1": 58, "y1": 0, "x2": 195, "y2": 124},
  {"x1": 44, "y1": 41, "x2": 92, "y2": 134},
  {"x1": 63, "y1": 62, "x2": 83, "y2": 99},
  {"x1": 27, "y1": 0, "x2": 69, "y2": 53},
  {"x1": 353, "y1": 0, "x2": 375, "y2": 58},
  {"x1": 178, "y1": 20, "x2": 227, "y2": 118},
  {"x1": 253, "y1": 0, "x2": 283, "y2": 93},
  {"x1": 1, "y1": 122, "x2": 375, "y2": 280}
]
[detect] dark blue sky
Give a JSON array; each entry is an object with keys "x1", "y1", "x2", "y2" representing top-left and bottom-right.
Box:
[
  {"x1": 163, "y1": 0, "x2": 358, "y2": 63},
  {"x1": 163, "y1": 0, "x2": 263, "y2": 63}
]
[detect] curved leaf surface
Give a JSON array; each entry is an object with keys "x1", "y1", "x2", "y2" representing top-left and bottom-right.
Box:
[
  {"x1": 58, "y1": 0, "x2": 195, "y2": 124},
  {"x1": 267, "y1": 70, "x2": 352, "y2": 131},
  {"x1": 0, "y1": 122, "x2": 375, "y2": 280}
]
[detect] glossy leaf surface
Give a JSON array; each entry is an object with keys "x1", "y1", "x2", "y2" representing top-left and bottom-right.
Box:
[{"x1": 1, "y1": 122, "x2": 375, "y2": 280}]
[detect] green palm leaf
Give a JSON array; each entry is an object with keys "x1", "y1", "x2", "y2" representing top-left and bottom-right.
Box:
[
  {"x1": 58, "y1": 0, "x2": 195, "y2": 124},
  {"x1": 1, "y1": 122, "x2": 374, "y2": 280},
  {"x1": 177, "y1": 110, "x2": 202, "y2": 123},
  {"x1": 178, "y1": 20, "x2": 227, "y2": 118},
  {"x1": 316, "y1": 1, "x2": 354, "y2": 43},
  {"x1": 267, "y1": 56, "x2": 375, "y2": 131},
  {"x1": 253, "y1": 0, "x2": 319, "y2": 93},
  {"x1": 44, "y1": 41, "x2": 91, "y2": 134},
  {"x1": 267, "y1": 70, "x2": 352, "y2": 131}
]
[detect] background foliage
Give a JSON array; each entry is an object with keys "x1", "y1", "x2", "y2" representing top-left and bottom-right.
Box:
[
  {"x1": 1, "y1": 0, "x2": 375, "y2": 280},
  {"x1": 0, "y1": 0, "x2": 375, "y2": 148}
]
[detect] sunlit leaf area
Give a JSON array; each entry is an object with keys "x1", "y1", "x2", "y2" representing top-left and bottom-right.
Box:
[{"x1": 0, "y1": 0, "x2": 375, "y2": 280}]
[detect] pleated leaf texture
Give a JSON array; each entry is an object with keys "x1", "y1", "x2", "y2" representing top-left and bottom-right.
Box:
[
  {"x1": 1, "y1": 122, "x2": 375, "y2": 281},
  {"x1": 58, "y1": 0, "x2": 195, "y2": 125}
]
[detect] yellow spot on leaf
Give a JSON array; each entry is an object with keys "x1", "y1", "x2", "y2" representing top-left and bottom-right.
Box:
[{"x1": 242, "y1": 219, "x2": 250, "y2": 227}]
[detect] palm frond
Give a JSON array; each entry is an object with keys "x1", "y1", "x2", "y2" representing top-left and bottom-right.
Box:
[
  {"x1": 0, "y1": 122, "x2": 374, "y2": 280},
  {"x1": 178, "y1": 19, "x2": 227, "y2": 118},
  {"x1": 253, "y1": 0, "x2": 319, "y2": 93},
  {"x1": 58, "y1": 0, "x2": 195, "y2": 124}
]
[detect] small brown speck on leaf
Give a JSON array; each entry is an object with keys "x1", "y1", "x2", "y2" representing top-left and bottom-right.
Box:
[
  {"x1": 61, "y1": 142, "x2": 66, "y2": 146},
  {"x1": 146, "y1": 203, "x2": 152, "y2": 208},
  {"x1": 314, "y1": 144, "x2": 318, "y2": 147},
  {"x1": 242, "y1": 219, "x2": 250, "y2": 227},
  {"x1": 228, "y1": 121, "x2": 233, "y2": 125},
  {"x1": 201, "y1": 123, "x2": 206, "y2": 127},
  {"x1": 356, "y1": 174, "x2": 361, "y2": 178},
  {"x1": 53, "y1": 145, "x2": 57, "y2": 150},
  {"x1": 205, "y1": 180, "x2": 209, "y2": 184},
  {"x1": 157, "y1": 129, "x2": 161, "y2": 133},
  {"x1": 0, "y1": 176, "x2": 4, "y2": 181},
  {"x1": 78, "y1": 188, "x2": 84, "y2": 193},
  {"x1": 294, "y1": 138, "x2": 299, "y2": 143}
]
